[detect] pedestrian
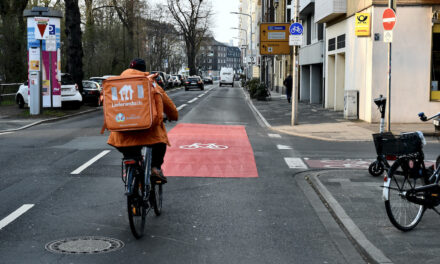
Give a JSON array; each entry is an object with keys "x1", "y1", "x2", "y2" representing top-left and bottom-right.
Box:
[{"x1": 283, "y1": 74, "x2": 293, "y2": 103}]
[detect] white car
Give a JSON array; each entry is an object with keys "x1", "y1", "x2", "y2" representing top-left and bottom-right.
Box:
[
  {"x1": 171, "y1": 76, "x2": 181, "y2": 86},
  {"x1": 16, "y1": 73, "x2": 82, "y2": 109},
  {"x1": 219, "y1": 68, "x2": 234, "y2": 87}
]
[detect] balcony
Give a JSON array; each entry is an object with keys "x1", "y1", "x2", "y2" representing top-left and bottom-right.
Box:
[
  {"x1": 299, "y1": 40, "x2": 324, "y2": 65},
  {"x1": 315, "y1": 0, "x2": 346, "y2": 23},
  {"x1": 299, "y1": 0, "x2": 314, "y2": 14}
]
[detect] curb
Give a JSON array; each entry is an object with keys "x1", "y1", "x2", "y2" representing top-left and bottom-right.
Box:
[
  {"x1": 0, "y1": 108, "x2": 100, "y2": 133},
  {"x1": 306, "y1": 171, "x2": 393, "y2": 264}
]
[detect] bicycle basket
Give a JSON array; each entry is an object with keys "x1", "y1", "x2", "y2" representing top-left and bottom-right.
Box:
[{"x1": 372, "y1": 132, "x2": 423, "y2": 156}]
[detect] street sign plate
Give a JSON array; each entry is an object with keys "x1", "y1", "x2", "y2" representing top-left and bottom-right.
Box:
[
  {"x1": 289, "y1": 35, "x2": 302, "y2": 46},
  {"x1": 289, "y1": 23, "x2": 303, "y2": 35},
  {"x1": 260, "y1": 23, "x2": 290, "y2": 55},
  {"x1": 384, "y1": 30, "x2": 393, "y2": 43},
  {"x1": 355, "y1": 13, "x2": 371, "y2": 36},
  {"x1": 383, "y1": 8, "x2": 396, "y2": 31}
]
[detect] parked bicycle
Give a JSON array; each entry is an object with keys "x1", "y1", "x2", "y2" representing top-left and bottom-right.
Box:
[
  {"x1": 382, "y1": 112, "x2": 440, "y2": 231},
  {"x1": 122, "y1": 146, "x2": 163, "y2": 238}
]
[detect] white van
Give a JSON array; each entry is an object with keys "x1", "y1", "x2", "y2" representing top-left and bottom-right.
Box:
[{"x1": 220, "y1": 68, "x2": 234, "y2": 87}]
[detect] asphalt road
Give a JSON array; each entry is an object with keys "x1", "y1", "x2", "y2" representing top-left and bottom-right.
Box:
[{"x1": 0, "y1": 82, "x2": 367, "y2": 263}]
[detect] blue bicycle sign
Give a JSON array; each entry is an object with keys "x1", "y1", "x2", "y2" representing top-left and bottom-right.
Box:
[{"x1": 289, "y1": 23, "x2": 303, "y2": 35}]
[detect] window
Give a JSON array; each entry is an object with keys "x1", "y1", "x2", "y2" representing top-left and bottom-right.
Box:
[
  {"x1": 431, "y1": 24, "x2": 440, "y2": 101},
  {"x1": 328, "y1": 38, "x2": 336, "y2": 51},
  {"x1": 337, "y1": 34, "x2": 345, "y2": 49}
]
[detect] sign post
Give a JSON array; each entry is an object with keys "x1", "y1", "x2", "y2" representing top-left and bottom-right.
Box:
[
  {"x1": 290, "y1": 0, "x2": 301, "y2": 126},
  {"x1": 23, "y1": 7, "x2": 63, "y2": 115},
  {"x1": 383, "y1": 4, "x2": 396, "y2": 131}
]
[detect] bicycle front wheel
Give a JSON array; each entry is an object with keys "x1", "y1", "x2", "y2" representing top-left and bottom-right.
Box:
[
  {"x1": 127, "y1": 176, "x2": 146, "y2": 239},
  {"x1": 151, "y1": 183, "x2": 163, "y2": 216},
  {"x1": 385, "y1": 158, "x2": 426, "y2": 231}
]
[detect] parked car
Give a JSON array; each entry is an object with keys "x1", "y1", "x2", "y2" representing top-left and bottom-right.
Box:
[
  {"x1": 203, "y1": 76, "x2": 213, "y2": 84},
  {"x1": 176, "y1": 74, "x2": 185, "y2": 83},
  {"x1": 156, "y1": 75, "x2": 166, "y2": 89},
  {"x1": 167, "y1": 76, "x2": 174, "y2": 88},
  {"x1": 82, "y1": 80, "x2": 102, "y2": 106},
  {"x1": 184, "y1": 76, "x2": 204, "y2": 91},
  {"x1": 16, "y1": 73, "x2": 82, "y2": 109},
  {"x1": 171, "y1": 75, "x2": 181, "y2": 86},
  {"x1": 151, "y1": 71, "x2": 168, "y2": 89}
]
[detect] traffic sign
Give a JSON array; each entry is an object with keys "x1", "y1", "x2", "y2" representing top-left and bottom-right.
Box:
[
  {"x1": 260, "y1": 23, "x2": 290, "y2": 55},
  {"x1": 289, "y1": 23, "x2": 303, "y2": 35},
  {"x1": 382, "y1": 8, "x2": 396, "y2": 31}
]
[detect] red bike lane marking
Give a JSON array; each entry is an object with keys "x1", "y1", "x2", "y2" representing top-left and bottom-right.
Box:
[{"x1": 162, "y1": 123, "x2": 258, "y2": 178}]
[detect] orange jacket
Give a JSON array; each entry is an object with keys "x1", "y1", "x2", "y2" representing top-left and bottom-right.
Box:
[{"x1": 107, "y1": 69, "x2": 178, "y2": 147}]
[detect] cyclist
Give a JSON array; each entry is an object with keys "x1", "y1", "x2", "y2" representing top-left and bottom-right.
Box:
[{"x1": 107, "y1": 58, "x2": 179, "y2": 183}]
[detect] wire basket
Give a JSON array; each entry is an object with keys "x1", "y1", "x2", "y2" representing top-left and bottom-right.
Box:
[{"x1": 372, "y1": 132, "x2": 423, "y2": 156}]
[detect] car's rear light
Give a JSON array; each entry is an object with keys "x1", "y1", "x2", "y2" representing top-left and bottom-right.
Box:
[
  {"x1": 198, "y1": 81, "x2": 202, "y2": 84},
  {"x1": 75, "y1": 84, "x2": 79, "y2": 90},
  {"x1": 124, "y1": 160, "x2": 137, "y2": 165}
]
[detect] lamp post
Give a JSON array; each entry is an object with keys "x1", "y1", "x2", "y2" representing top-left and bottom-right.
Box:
[
  {"x1": 233, "y1": 37, "x2": 247, "y2": 76},
  {"x1": 231, "y1": 27, "x2": 249, "y2": 79},
  {"x1": 230, "y1": 11, "x2": 253, "y2": 79}
]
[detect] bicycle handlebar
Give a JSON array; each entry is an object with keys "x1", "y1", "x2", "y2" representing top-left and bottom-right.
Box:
[{"x1": 418, "y1": 112, "x2": 440, "y2": 122}]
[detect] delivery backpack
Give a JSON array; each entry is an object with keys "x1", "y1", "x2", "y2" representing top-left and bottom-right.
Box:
[{"x1": 101, "y1": 75, "x2": 162, "y2": 133}]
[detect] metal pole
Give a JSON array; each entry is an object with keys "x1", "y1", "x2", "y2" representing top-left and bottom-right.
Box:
[
  {"x1": 291, "y1": 0, "x2": 299, "y2": 126},
  {"x1": 39, "y1": 39, "x2": 43, "y2": 114},
  {"x1": 386, "y1": 0, "x2": 395, "y2": 132}
]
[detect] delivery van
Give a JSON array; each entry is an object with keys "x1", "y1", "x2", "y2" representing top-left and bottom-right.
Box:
[{"x1": 220, "y1": 68, "x2": 234, "y2": 87}]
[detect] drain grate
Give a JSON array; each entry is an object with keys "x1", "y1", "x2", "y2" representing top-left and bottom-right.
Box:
[{"x1": 45, "y1": 236, "x2": 124, "y2": 254}]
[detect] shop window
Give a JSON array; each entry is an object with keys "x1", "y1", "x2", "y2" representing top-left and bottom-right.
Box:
[
  {"x1": 337, "y1": 34, "x2": 345, "y2": 49},
  {"x1": 431, "y1": 24, "x2": 440, "y2": 101}
]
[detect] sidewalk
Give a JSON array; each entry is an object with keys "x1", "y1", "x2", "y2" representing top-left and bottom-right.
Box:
[
  {"x1": 0, "y1": 104, "x2": 99, "y2": 133},
  {"x1": 249, "y1": 89, "x2": 440, "y2": 263},
  {"x1": 249, "y1": 89, "x2": 436, "y2": 142}
]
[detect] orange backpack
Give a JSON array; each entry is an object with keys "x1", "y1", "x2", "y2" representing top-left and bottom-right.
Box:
[{"x1": 101, "y1": 75, "x2": 162, "y2": 133}]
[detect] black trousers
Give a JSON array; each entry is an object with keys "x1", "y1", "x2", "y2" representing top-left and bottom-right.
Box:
[{"x1": 117, "y1": 143, "x2": 167, "y2": 169}]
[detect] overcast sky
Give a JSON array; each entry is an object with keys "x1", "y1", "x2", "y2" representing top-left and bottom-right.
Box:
[{"x1": 150, "y1": 0, "x2": 240, "y2": 46}]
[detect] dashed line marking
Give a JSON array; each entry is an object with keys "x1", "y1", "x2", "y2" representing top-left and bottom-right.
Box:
[
  {"x1": 188, "y1": 98, "x2": 198, "y2": 104},
  {"x1": 268, "y1": 134, "x2": 281, "y2": 138},
  {"x1": 284, "y1": 158, "x2": 308, "y2": 169},
  {"x1": 0, "y1": 204, "x2": 34, "y2": 230},
  {"x1": 177, "y1": 104, "x2": 187, "y2": 111},
  {"x1": 71, "y1": 150, "x2": 111, "y2": 175},
  {"x1": 198, "y1": 94, "x2": 204, "y2": 98},
  {"x1": 277, "y1": 144, "x2": 292, "y2": 150}
]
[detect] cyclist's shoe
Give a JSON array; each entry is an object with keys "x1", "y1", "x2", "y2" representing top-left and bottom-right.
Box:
[{"x1": 151, "y1": 167, "x2": 167, "y2": 184}]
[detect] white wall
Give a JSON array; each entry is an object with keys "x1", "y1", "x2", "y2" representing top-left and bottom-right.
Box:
[{"x1": 371, "y1": 6, "x2": 435, "y2": 123}]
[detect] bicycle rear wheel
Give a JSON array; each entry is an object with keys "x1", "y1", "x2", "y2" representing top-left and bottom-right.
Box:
[
  {"x1": 127, "y1": 172, "x2": 146, "y2": 239},
  {"x1": 385, "y1": 158, "x2": 426, "y2": 231},
  {"x1": 151, "y1": 183, "x2": 163, "y2": 216}
]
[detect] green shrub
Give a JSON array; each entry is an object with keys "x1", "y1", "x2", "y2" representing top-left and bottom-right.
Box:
[
  {"x1": 247, "y1": 78, "x2": 260, "y2": 98},
  {"x1": 255, "y1": 82, "x2": 269, "y2": 100}
]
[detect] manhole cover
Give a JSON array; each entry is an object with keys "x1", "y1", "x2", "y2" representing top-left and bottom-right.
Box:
[{"x1": 45, "y1": 236, "x2": 124, "y2": 254}]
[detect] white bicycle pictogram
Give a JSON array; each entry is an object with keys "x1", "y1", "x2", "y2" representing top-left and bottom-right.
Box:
[{"x1": 179, "y1": 143, "x2": 228, "y2": 150}]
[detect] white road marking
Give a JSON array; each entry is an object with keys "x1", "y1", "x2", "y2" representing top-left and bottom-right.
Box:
[
  {"x1": 71, "y1": 150, "x2": 111, "y2": 175},
  {"x1": 187, "y1": 98, "x2": 198, "y2": 104},
  {"x1": 0, "y1": 204, "x2": 34, "y2": 230},
  {"x1": 177, "y1": 104, "x2": 187, "y2": 111},
  {"x1": 284, "y1": 158, "x2": 308, "y2": 169},
  {"x1": 268, "y1": 133, "x2": 281, "y2": 138},
  {"x1": 277, "y1": 144, "x2": 292, "y2": 150},
  {"x1": 0, "y1": 132, "x2": 13, "y2": 136},
  {"x1": 198, "y1": 94, "x2": 204, "y2": 98}
]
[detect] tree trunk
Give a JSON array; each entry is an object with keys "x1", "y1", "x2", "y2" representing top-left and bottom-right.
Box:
[
  {"x1": 64, "y1": 0, "x2": 84, "y2": 92},
  {"x1": 0, "y1": 0, "x2": 28, "y2": 82}
]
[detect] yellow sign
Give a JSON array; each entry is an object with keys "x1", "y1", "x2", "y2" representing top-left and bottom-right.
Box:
[
  {"x1": 260, "y1": 23, "x2": 290, "y2": 55},
  {"x1": 355, "y1": 13, "x2": 371, "y2": 36}
]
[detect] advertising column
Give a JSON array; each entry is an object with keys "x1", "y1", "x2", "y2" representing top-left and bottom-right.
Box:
[{"x1": 24, "y1": 7, "x2": 63, "y2": 114}]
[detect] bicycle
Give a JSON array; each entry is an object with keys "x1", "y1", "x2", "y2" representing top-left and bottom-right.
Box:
[
  {"x1": 122, "y1": 146, "x2": 163, "y2": 238},
  {"x1": 382, "y1": 112, "x2": 440, "y2": 231}
]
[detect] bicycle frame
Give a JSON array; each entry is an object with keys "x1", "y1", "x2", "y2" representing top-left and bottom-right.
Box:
[{"x1": 123, "y1": 146, "x2": 153, "y2": 200}]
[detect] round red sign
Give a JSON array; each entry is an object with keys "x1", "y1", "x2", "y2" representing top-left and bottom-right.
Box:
[{"x1": 383, "y1": 8, "x2": 396, "y2": 31}]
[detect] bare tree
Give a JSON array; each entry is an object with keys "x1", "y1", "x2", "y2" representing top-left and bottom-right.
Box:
[
  {"x1": 65, "y1": 0, "x2": 84, "y2": 91},
  {"x1": 167, "y1": 0, "x2": 212, "y2": 75}
]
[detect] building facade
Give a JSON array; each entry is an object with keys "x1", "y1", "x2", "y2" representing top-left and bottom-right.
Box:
[{"x1": 318, "y1": 0, "x2": 440, "y2": 122}]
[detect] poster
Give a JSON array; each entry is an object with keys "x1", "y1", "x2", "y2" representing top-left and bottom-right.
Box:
[{"x1": 29, "y1": 47, "x2": 40, "y2": 71}]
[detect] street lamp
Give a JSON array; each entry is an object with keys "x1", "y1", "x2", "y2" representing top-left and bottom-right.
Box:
[{"x1": 230, "y1": 11, "x2": 254, "y2": 79}]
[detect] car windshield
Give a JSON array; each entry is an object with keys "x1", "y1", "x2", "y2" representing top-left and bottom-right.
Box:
[
  {"x1": 61, "y1": 74, "x2": 75, "y2": 85},
  {"x1": 90, "y1": 78, "x2": 104, "y2": 85},
  {"x1": 188, "y1": 78, "x2": 199, "y2": 82},
  {"x1": 83, "y1": 82, "x2": 97, "y2": 89},
  {"x1": 222, "y1": 73, "x2": 231, "y2": 75}
]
